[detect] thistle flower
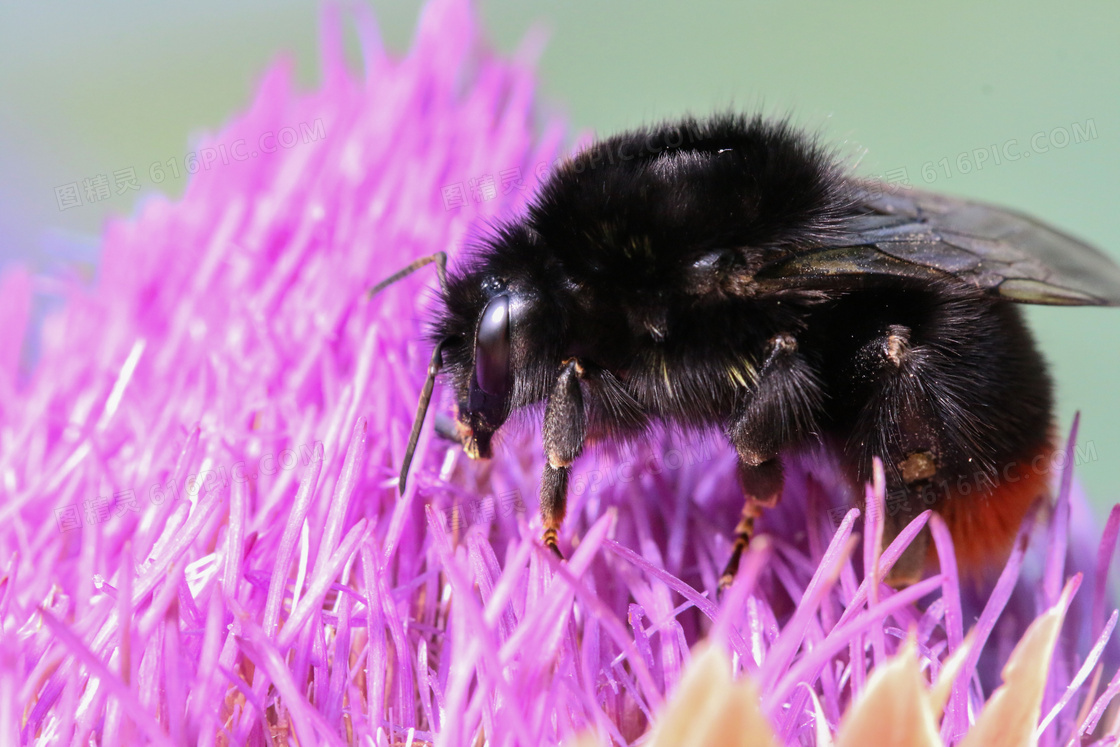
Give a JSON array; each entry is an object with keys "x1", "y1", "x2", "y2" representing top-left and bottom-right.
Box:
[{"x1": 1, "y1": 1, "x2": 1118, "y2": 746}]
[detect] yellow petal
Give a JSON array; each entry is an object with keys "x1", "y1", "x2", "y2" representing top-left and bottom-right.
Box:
[
  {"x1": 645, "y1": 641, "x2": 778, "y2": 747},
  {"x1": 958, "y1": 584, "x2": 1072, "y2": 747},
  {"x1": 835, "y1": 636, "x2": 944, "y2": 747}
]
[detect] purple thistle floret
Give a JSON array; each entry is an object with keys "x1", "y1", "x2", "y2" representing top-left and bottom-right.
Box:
[{"x1": 1, "y1": 1, "x2": 1118, "y2": 745}]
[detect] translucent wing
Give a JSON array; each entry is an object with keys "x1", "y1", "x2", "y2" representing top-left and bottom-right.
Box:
[{"x1": 756, "y1": 182, "x2": 1120, "y2": 306}]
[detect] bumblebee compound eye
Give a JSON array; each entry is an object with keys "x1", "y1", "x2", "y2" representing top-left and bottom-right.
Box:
[{"x1": 474, "y1": 294, "x2": 511, "y2": 395}]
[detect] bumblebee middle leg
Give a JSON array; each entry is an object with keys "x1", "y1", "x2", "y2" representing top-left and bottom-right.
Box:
[
  {"x1": 539, "y1": 358, "x2": 587, "y2": 557},
  {"x1": 721, "y1": 333, "x2": 822, "y2": 587}
]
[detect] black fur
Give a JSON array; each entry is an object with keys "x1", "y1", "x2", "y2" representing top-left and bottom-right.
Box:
[{"x1": 428, "y1": 113, "x2": 1058, "y2": 579}]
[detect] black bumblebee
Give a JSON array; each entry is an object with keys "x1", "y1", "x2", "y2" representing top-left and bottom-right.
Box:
[{"x1": 374, "y1": 114, "x2": 1120, "y2": 586}]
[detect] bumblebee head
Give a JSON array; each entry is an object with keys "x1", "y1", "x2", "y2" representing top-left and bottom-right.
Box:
[
  {"x1": 454, "y1": 290, "x2": 512, "y2": 459},
  {"x1": 430, "y1": 222, "x2": 572, "y2": 464},
  {"x1": 367, "y1": 246, "x2": 529, "y2": 492}
]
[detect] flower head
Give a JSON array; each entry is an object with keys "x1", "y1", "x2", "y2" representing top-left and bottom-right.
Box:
[{"x1": 1, "y1": 2, "x2": 1117, "y2": 746}]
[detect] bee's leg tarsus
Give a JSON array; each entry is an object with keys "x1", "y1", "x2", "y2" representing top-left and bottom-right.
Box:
[
  {"x1": 718, "y1": 461, "x2": 783, "y2": 593},
  {"x1": 541, "y1": 523, "x2": 565, "y2": 559},
  {"x1": 539, "y1": 358, "x2": 587, "y2": 558},
  {"x1": 718, "y1": 506, "x2": 758, "y2": 590},
  {"x1": 539, "y1": 464, "x2": 570, "y2": 557}
]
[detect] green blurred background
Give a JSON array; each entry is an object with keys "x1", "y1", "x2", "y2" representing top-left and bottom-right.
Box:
[{"x1": 2, "y1": 1, "x2": 1118, "y2": 511}]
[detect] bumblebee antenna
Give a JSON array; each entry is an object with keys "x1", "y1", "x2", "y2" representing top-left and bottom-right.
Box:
[
  {"x1": 366, "y1": 251, "x2": 448, "y2": 297},
  {"x1": 396, "y1": 341, "x2": 445, "y2": 494},
  {"x1": 367, "y1": 252, "x2": 451, "y2": 494}
]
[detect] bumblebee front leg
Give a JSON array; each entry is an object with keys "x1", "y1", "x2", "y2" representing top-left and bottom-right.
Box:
[
  {"x1": 540, "y1": 359, "x2": 587, "y2": 557},
  {"x1": 721, "y1": 333, "x2": 822, "y2": 587}
]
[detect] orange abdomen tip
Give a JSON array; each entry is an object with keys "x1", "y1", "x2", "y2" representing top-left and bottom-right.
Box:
[{"x1": 932, "y1": 444, "x2": 1055, "y2": 575}]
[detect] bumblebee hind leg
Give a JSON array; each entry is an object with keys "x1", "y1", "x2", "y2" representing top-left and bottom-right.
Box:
[
  {"x1": 835, "y1": 295, "x2": 1054, "y2": 588},
  {"x1": 842, "y1": 324, "x2": 943, "y2": 586}
]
